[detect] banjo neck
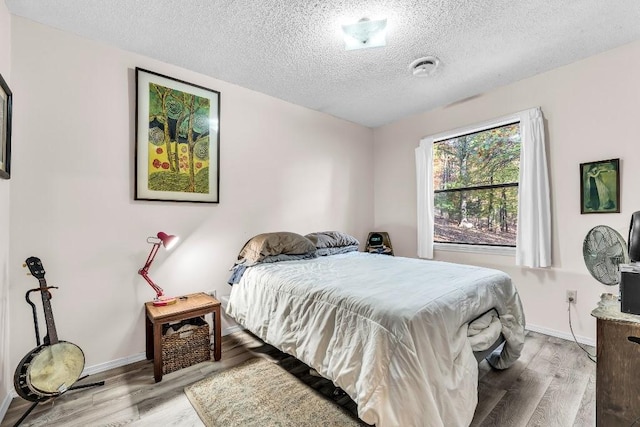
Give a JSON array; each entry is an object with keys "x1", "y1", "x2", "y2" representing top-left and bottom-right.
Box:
[
  {"x1": 25, "y1": 256, "x2": 59, "y2": 345},
  {"x1": 37, "y1": 277, "x2": 59, "y2": 345}
]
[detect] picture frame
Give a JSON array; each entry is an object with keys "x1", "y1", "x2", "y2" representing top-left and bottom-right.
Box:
[
  {"x1": 135, "y1": 68, "x2": 220, "y2": 203},
  {"x1": 0, "y1": 73, "x2": 12, "y2": 180},
  {"x1": 580, "y1": 158, "x2": 620, "y2": 214}
]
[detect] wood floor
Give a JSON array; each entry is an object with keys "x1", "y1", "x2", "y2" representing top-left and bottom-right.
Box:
[{"x1": 1, "y1": 330, "x2": 595, "y2": 427}]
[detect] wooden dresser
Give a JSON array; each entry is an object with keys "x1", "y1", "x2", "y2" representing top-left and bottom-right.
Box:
[{"x1": 591, "y1": 293, "x2": 640, "y2": 426}]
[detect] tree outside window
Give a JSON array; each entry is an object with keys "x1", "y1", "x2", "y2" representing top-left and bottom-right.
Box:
[{"x1": 433, "y1": 123, "x2": 521, "y2": 247}]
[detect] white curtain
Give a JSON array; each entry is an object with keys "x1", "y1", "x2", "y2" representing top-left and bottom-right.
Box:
[
  {"x1": 415, "y1": 137, "x2": 434, "y2": 259},
  {"x1": 516, "y1": 107, "x2": 551, "y2": 267},
  {"x1": 415, "y1": 107, "x2": 551, "y2": 267}
]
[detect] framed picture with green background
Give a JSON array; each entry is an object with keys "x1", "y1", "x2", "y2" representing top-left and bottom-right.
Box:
[
  {"x1": 580, "y1": 158, "x2": 620, "y2": 214},
  {"x1": 135, "y1": 68, "x2": 220, "y2": 203}
]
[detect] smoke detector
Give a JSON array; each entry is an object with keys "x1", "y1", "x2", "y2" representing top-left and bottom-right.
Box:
[{"x1": 410, "y1": 56, "x2": 440, "y2": 77}]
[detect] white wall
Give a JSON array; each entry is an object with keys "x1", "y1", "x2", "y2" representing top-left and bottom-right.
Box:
[
  {"x1": 373, "y1": 40, "x2": 640, "y2": 343},
  {"x1": 0, "y1": 0, "x2": 11, "y2": 418},
  {"x1": 7, "y1": 17, "x2": 374, "y2": 373}
]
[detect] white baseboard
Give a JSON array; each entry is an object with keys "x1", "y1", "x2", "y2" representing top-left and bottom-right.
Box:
[
  {"x1": 526, "y1": 323, "x2": 595, "y2": 347},
  {"x1": 81, "y1": 352, "x2": 147, "y2": 377},
  {"x1": 0, "y1": 392, "x2": 12, "y2": 424}
]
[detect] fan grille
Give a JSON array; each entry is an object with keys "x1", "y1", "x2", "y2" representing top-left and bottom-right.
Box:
[{"x1": 583, "y1": 225, "x2": 629, "y2": 285}]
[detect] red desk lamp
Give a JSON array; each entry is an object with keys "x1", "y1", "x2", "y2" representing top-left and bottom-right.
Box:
[{"x1": 138, "y1": 231, "x2": 179, "y2": 306}]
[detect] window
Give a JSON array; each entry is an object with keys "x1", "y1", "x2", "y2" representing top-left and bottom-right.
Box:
[
  {"x1": 432, "y1": 122, "x2": 521, "y2": 247},
  {"x1": 416, "y1": 107, "x2": 550, "y2": 266}
]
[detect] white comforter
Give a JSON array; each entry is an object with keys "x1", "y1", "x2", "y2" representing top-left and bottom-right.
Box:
[{"x1": 227, "y1": 252, "x2": 525, "y2": 427}]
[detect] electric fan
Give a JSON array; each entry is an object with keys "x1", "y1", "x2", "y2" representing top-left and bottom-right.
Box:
[{"x1": 583, "y1": 225, "x2": 630, "y2": 285}]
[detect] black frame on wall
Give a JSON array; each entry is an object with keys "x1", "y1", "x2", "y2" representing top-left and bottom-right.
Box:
[
  {"x1": 134, "y1": 67, "x2": 220, "y2": 203},
  {"x1": 580, "y1": 158, "x2": 620, "y2": 214},
  {"x1": 0, "y1": 72, "x2": 12, "y2": 180}
]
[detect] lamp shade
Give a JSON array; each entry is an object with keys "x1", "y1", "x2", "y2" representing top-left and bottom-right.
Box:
[{"x1": 157, "y1": 232, "x2": 179, "y2": 250}]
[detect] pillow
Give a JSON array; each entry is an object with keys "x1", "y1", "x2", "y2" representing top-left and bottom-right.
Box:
[
  {"x1": 305, "y1": 231, "x2": 360, "y2": 249},
  {"x1": 315, "y1": 245, "x2": 359, "y2": 256},
  {"x1": 237, "y1": 232, "x2": 316, "y2": 266},
  {"x1": 261, "y1": 252, "x2": 318, "y2": 263}
]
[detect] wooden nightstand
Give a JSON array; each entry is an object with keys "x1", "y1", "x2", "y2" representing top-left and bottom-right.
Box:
[
  {"x1": 591, "y1": 293, "x2": 640, "y2": 426},
  {"x1": 145, "y1": 292, "x2": 221, "y2": 382}
]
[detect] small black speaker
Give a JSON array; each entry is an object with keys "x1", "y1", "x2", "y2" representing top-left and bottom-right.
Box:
[{"x1": 620, "y1": 270, "x2": 640, "y2": 315}]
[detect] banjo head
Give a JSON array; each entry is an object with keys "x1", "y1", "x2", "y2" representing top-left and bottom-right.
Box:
[{"x1": 27, "y1": 341, "x2": 85, "y2": 395}]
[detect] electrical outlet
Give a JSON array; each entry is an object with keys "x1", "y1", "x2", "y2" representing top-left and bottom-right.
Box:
[{"x1": 566, "y1": 290, "x2": 577, "y2": 304}]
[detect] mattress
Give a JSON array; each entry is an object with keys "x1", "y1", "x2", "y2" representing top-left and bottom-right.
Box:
[{"x1": 227, "y1": 252, "x2": 525, "y2": 427}]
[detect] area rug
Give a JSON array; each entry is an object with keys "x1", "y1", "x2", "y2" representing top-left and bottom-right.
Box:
[{"x1": 184, "y1": 357, "x2": 366, "y2": 426}]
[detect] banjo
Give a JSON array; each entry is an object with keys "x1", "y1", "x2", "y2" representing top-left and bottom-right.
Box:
[{"x1": 14, "y1": 257, "x2": 85, "y2": 402}]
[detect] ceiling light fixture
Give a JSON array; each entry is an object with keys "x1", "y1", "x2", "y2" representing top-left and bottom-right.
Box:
[
  {"x1": 410, "y1": 56, "x2": 440, "y2": 77},
  {"x1": 342, "y1": 17, "x2": 387, "y2": 51}
]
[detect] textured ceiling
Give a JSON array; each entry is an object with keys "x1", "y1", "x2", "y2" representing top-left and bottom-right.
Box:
[{"x1": 5, "y1": 0, "x2": 640, "y2": 127}]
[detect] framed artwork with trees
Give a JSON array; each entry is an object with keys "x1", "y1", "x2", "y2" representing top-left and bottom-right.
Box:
[
  {"x1": 135, "y1": 68, "x2": 220, "y2": 203},
  {"x1": 580, "y1": 158, "x2": 620, "y2": 214}
]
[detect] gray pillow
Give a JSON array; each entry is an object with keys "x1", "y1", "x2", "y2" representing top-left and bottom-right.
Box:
[
  {"x1": 261, "y1": 252, "x2": 318, "y2": 263},
  {"x1": 305, "y1": 231, "x2": 360, "y2": 249},
  {"x1": 237, "y1": 232, "x2": 316, "y2": 266},
  {"x1": 315, "y1": 245, "x2": 359, "y2": 256}
]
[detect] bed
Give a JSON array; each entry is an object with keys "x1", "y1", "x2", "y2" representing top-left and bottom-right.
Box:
[{"x1": 226, "y1": 232, "x2": 525, "y2": 427}]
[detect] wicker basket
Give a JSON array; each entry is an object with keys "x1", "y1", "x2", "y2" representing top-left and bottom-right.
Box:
[{"x1": 162, "y1": 316, "x2": 211, "y2": 374}]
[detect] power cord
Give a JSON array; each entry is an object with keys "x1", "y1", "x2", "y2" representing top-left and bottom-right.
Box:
[{"x1": 567, "y1": 299, "x2": 597, "y2": 363}]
